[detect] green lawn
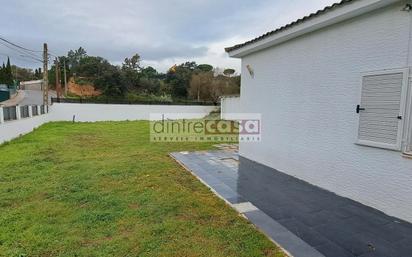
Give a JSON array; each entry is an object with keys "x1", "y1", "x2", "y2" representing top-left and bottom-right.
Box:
[{"x1": 0, "y1": 121, "x2": 285, "y2": 257}]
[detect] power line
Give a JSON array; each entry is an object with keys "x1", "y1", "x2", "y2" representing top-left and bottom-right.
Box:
[
  {"x1": 0, "y1": 41, "x2": 43, "y2": 61},
  {"x1": 0, "y1": 36, "x2": 47, "y2": 64},
  {"x1": 0, "y1": 50, "x2": 43, "y2": 64},
  {"x1": 0, "y1": 36, "x2": 62, "y2": 63},
  {"x1": 0, "y1": 36, "x2": 42, "y2": 53},
  {"x1": 48, "y1": 51, "x2": 59, "y2": 58},
  {"x1": 0, "y1": 42, "x2": 43, "y2": 62},
  {"x1": 0, "y1": 52, "x2": 42, "y2": 64}
]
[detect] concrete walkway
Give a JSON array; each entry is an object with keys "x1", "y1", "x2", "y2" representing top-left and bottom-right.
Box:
[
  {"x1": 19, "y1": 90, "x2": 56, "y2": 106},
  {"x1": 171, "y1": 150, "x2": 412, "y2": 257},
  {"x1": 0, "y1": 90, "x2": 57, "y2": 107},
  {"x1": 0, "y1": 90, "x2": 25, "y2": 107}
]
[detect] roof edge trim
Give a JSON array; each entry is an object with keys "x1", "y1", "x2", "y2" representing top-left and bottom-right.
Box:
[{"x1": 226, "y1": 0, "x2": 399, "y2": 58}]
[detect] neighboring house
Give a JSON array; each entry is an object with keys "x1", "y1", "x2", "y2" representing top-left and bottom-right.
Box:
[
  {"x1": 226, "y1": 0, "x2": 412, "y2": 223},
  {"x1": 20, "y1": 80, "x2": 43, "y2": 91}
]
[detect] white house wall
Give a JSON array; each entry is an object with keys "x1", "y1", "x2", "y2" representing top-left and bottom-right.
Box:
[{"x1": 239, "y1": 3, "x2": 412, "y2": 222}]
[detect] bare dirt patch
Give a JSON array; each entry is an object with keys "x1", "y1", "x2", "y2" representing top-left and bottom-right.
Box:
[{"x1": 68, "y1": 78, "x2": 102, "y2": 97}]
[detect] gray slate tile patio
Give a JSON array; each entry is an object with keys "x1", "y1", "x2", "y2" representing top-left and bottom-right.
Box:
[{"x1": 170, "y1": 150, "x2": 412, "y2": 257}]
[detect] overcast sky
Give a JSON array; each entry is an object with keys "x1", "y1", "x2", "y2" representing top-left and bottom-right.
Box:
[{"x1": 0, "y1": 0, "x2": 337, "y2": 72}]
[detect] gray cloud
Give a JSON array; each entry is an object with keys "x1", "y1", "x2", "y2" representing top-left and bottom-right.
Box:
[{"x1": 0, "y1": 0, "x2": 337, "y2": 71}]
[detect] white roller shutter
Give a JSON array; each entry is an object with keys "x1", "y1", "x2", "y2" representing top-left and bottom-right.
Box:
[{"x1": 357, "y1": 69, "x2": 408, "y2": 150}]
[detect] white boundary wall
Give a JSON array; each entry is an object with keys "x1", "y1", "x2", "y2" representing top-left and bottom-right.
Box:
[
  {"x1": 0, "y1": 103, "x2": 217, "y2": 144},
  {"x1": 220, "y1": 96, "x2": 241, "y2": 120},
  {"x1": 0, "y1": 114, "x2": 50, "y2": 144},
  {"x1": 48, "y1": 103, "x2": 216, "y2": 122}
]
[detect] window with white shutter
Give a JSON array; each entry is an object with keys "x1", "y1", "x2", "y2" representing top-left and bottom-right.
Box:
[{"x1": 357, "y1": 69, "x2": 409, "y2": 150}]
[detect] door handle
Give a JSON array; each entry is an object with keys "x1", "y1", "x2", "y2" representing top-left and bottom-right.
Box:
[{"x1": 356, "y1": 105, "x2": 365, "y2": 114}]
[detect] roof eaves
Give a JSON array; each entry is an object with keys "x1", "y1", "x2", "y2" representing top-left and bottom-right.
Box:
[{"x1": 225, "y1": 0, "x2": 355, "y2": 53}]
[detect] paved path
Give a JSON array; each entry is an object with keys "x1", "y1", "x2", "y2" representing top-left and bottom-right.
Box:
[
  {"x1": 19, "y1": 90, "x2": 56, "y2": 106},
  {"x1": 0, "y1": 90, "x2": 26, "y2": 107},
  {"x1": 0, "y1": 90, "x2": 56, "y2": 106},
  {"x1": 171, "y1": 150, "x2": 412, "y2": 257}
]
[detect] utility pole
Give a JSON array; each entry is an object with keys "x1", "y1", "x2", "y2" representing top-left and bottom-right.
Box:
[
  {"x1": 55, "y1": 58, "x2": 62, "y2": 99},
  {"x1": 42, "y1": 43, "x2": 48, "y2": 105},
  {"x1": 63, "y1": 59, "x2": 67, "y2": 97}
]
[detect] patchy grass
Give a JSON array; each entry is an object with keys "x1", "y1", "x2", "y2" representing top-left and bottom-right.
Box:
[{"x1": 0, "y1": 121, "x2": 285, "y2": 257}]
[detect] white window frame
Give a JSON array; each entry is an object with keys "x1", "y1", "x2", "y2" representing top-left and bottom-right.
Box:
[
  {"x1": 357, "y1": 68, "x2": 410, "y2": 151},
  {"x1": 403, "y1": 71, "x2": 412, "y2": 154}
]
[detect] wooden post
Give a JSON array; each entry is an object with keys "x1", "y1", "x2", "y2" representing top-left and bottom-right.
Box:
[
  {"x1": 43, "y1": 43, "x2": 49, "y2": 106},
  {"x1": 63, "y1": 59, "x2": 68, "y2": 97},
  {"x1": 55, "y1": 58, "x2": 62, "y2": 99}
]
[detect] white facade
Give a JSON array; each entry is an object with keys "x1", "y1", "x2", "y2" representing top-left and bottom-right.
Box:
[{"x1": 231, "y1": 1, "x2": 412, "y2": 222}]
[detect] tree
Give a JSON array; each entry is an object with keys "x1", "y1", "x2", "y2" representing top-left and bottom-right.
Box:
[
  {"x1": 0, "y1": 62, "x2": 4, "y2": 84},
  {"x1": 48, "y1": 63, "x2": 60, "y2": 88},
  {"x1": 189, "y1": 71, "x2": 213, "y2": 101},
  {"x1": 188, "y1": 71, "x2": 240, "y2": 102},
  {"x1": 67, "y1": 47, "x2": 87, "y2": 70},
  {"x1": 2, "y1": 57, "x2": 14, "y2": 85},
  {"x1": 223, "y1": 68, "x2": 236, "y2": 77},
  {"x1": 94, "y1": 70, "x2": 127, "y2": 97},
  {"x1": 69, "y1": 56, "x2": 114, "y2": 88},
  {"x1": 166, "y1": 62, "x2": 197, "y2": 98},
  {"x1": 11, "y1": 65, "x2": 35, "y2": 81},
  {"x1": 122, "y1": 54, "x2": 141, "y2": 71},
  {"x1": 35, "y1": 68, "x2": 42, "y2": 79},
  {"x1": 139, "y1": 77, "x2": 161, "y2": 94},
  {"x1": 117, "y1": 54, "x2": 142, "y2": 91},
  {"x1": 208, "y1": 75, "x2": 240, "y2": 103},
  {"x1": 197, "y1": 64, "x2": 213, "y2": 73},
  {"x1": 140, "y1": 66, "x2": 158, "y2": 79}
]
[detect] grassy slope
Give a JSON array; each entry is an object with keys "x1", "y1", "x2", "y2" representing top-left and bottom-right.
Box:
[{"x1": 0, "y1": 121, "x2": 285, "y2": 257}]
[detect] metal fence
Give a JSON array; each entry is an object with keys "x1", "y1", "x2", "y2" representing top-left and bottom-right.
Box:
[
  {"x1": 20, "y1": 106, "x2": 29, "y2": 118},
  {"x1": 51, "y1": 97, "x2": 218, "y2": 106},
  {"x1": 1, "y1": 105, "x2": 48, "y2": 123},
  {"x1": 32, "y1": 106, "x2": 38, "y2": 116},
  {"x1": 3, "y1": 106, "x2": 17, "y2": 121}
]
